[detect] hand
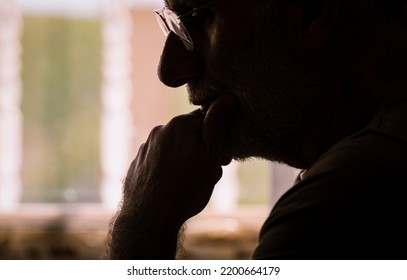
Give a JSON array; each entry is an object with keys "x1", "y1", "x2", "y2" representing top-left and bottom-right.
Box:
[
  {"x1": 121, "y1": 94, "x2": 239, "y2": 224},
  {"x1": 105, "y1": 94, "x2": 239, "y2": 259}
]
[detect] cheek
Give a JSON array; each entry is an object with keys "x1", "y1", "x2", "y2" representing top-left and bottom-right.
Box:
[
  {"x1": 207, "y1": 23, "x2": 220, "y2": 49},
  {"x1": 205, "y1": 8, "x2": 255, "y2": 55}
]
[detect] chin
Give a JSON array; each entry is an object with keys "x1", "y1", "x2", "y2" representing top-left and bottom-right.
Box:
[
  {"x1": 221, "y1": 125, "x2": 271, "y2": 162},
  {"x1": 222, "y1": 119, "x2": 303, "y2": 167}
]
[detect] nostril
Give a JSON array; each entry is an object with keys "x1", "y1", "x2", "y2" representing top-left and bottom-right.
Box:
[{"x1": 157, "y1": 61, "x2": 190, "y2": 88}]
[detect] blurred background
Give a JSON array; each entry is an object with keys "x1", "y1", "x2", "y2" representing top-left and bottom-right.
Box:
[{"x1": 0, "y1": 0, "x2": 298, "y2": 259}]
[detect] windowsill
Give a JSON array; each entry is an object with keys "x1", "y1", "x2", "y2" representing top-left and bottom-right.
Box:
[
  {"x1": 0, "y1": 204, "x2": 269, "y2": 227},
  {"x1": 0, "y1": 204, "x2": 113, "y2": 231},
  {"x1": 0, "y1": 204, "x2": 270, "y2": 259}
]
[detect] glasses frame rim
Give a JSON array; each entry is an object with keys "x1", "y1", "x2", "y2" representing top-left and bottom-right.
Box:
[{"x1": 154, "y1": 0, "x2": 223, "y2": 51}]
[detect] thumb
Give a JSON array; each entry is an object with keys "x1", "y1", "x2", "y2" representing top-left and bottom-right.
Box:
[{"x1": 202, "y1": 94, "x2": 239, "y2": 153}]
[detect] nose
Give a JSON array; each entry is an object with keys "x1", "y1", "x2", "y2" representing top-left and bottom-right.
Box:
[{"x1": 158, "y1": 32, "x2": 202, "y2": 88}]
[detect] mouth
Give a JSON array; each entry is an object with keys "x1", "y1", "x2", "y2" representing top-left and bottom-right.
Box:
[
  {"x1": 187, "y1": 83, "x2": 220, "y2": 115},
  {"x1": 189, "y1": 91, "x2": 217, "y2": 115}
]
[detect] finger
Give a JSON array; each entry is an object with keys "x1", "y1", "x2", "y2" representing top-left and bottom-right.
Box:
[
  {"x1": 124, "y1": 143, "x2": 146, "y2": 186},
  {"x1": 202, "y1": 94, "x2": 239, "y2": 153},
  {"x1": 164, "y1": 109, "x2": 204, "y2": 138}
]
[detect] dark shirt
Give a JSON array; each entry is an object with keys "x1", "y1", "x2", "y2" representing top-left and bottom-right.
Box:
[{"x1": 252, "y1": 98, "x2": 407, "y2": 259}]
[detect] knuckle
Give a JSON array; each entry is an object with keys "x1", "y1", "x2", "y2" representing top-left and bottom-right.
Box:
[
  {"x1": 167, "y1": 114, "x2": 187, "y2": 127},
  {"x1": 146, "y1": 125, "x2": 164, "y2": 142},
  {"x1": 150, "y1": 125, "x2": 164, "y2": 135},
  {"x1": 166, "y1": 112, "x2": 202, "y2": 131}
]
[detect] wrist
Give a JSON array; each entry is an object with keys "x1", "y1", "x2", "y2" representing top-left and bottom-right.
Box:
[{"x1": 106, "y1": 210, "x2": 184, "y2": 260}]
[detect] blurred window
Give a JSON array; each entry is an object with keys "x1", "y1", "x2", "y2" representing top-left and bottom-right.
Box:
[
  {"x1": 20, "y1": 15, "x2": 102, "y2": 204},
  {"x1": 0, "y1": 0, "x2": 298, "y2": 213}
]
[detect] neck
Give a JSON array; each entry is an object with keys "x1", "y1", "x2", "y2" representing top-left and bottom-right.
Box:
[{"x1": 296, "y1": 72, "x2": 396, "y2": 170}]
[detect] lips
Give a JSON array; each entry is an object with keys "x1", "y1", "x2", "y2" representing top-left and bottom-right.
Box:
[
  {"x1": 189, "y1": 91, "x2": 216, "y2": 115},
  {"x1": 187, "y1": 83, "x2": 219, "y2": 115}
]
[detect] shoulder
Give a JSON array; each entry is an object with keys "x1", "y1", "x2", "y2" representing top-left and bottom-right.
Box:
[
  {"x1": 252, "y1": 131, "x2": 407, "y2": 259},
  {"x1": 284, "y1": 129, "x2": 407, "y2": 212},
  {"x1": 304, "y1": 130, "x2": 407, "y2": 191}
]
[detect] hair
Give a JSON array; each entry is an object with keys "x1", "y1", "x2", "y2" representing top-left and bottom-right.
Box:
[
  {"x1": 373, "y1": 0, "x2": 407, "y2": 17},
  {"x1": 347, "y1": 0, "x2": 407, "y2": 77},
  {"x1": 350, "y1": 0, "x2": 407, "y2": 30}
]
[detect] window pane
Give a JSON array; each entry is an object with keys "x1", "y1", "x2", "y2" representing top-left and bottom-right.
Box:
[{"x1": 20, "y1": 16, "x2": 102, "y2": 203}]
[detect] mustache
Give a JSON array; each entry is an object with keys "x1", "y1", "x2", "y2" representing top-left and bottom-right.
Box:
[{"x1": 186, "y1": 81, "x2": 222, "y2": 106}]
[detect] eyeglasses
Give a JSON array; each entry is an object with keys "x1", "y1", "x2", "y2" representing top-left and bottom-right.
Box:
[{"x1": 154, "y1": 0, "x2": 222, "y2": 51}]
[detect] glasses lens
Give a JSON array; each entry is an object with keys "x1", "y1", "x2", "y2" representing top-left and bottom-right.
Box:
[
  {"x1": 154, "y1": 10, "x2": 170, "y2": 36},
  {"x1": 162, "y1": 8, "x2": 194, "y2": 51}
]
